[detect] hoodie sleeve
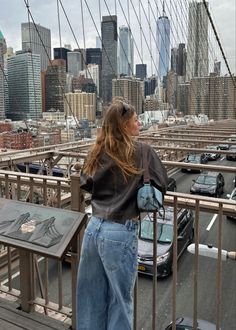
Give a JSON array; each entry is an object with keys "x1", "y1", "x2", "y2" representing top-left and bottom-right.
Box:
[{"x1": 80, "y1": 170, "x2": 93, "y2": 194}]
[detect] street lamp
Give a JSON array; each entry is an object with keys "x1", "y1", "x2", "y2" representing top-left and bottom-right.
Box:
[{"x1": 187, "y1": 243, "x2": 236, "y2": 261}]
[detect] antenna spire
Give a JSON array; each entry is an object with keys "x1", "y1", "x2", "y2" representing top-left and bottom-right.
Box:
[{"x1": 162, "y1": 1, "x2": 166, "y2": 16}]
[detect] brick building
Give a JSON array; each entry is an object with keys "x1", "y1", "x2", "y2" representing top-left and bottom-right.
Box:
[{"x1": 0, "y1": 131, "x2": 32, "y2": 149}]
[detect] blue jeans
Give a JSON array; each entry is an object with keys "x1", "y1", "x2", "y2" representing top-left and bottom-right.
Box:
[{"x1": 76, "y1": 216, "x2": 138, "y2": 330}]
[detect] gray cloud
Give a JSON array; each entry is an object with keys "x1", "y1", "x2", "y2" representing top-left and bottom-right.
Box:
[{"x1": 1, "y1": 0, "x2": 235, "y2": 74}]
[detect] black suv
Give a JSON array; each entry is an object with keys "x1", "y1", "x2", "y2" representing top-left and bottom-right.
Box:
[
  {"x1": 190, "y1": 171, "x2": 225, "y2": 197},
  {"x1": 138, "y1": 207, "x2": 194, "y2": 278}
]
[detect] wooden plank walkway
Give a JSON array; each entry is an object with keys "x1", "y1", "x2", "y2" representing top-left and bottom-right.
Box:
[{"x1": 0, "y1": 297, "x2": 70, "y2": 330}]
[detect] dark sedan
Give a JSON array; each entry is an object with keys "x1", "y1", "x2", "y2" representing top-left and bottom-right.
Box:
[
  {"x1": 182, "y1": 153, "x2": 208, "y2": 172},
  {"x1": 205, "y1": 145, "x2": 221, "y2": 160},
  {"x1": 190, "y1": 171, "x2": 224, "y2": 197},
  {"x1": 226, "y1": 145, "x2": 236, "y2": 161},
  {"x1": 137, "y1": 207, "x2": 194, "y2": 278},
  {"x1": 165, "y1": 316, "x2": 216, "y2": 330}
]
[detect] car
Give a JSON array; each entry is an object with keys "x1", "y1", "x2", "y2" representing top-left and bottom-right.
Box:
[
  {"x1": 226, "y1": 145, "x2": 236, "y2": 161},
  {"x1": 137, "y1": 207, "x2": 194, "y2": 278},
  {"x1": 165, "y1": 316, "x2": 217, "y2": 330},
  {"x1": 190, "y1": 171, "x2": 225, "y2": 197},
  {"x1": 205, "y1": 145, "x2": 221, "y2": 160},
  {"x1": 182, "y1": 153, "x2": 208, "y2": 172},
  {"x1": 226, "y1": 187, "x2": 236, "y2": 220},
  {"x1": 167, "y1": 177, "x2": 177, "y2": 191},
  {"x1": 218, "y1": 143, "x2": 229, "y2": 150}
]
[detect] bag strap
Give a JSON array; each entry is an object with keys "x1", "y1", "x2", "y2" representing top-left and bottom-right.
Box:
[{"x1": 142, "y1": 143, "x2": 150, "y2": 184}]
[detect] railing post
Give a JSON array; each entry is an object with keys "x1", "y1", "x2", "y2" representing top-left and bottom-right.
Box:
[
  {"x1": 70, "y1": 170, "x2": 85, "y2": 213},
  {"x1": 70, "y1": 168, "x2": 86, "y2": 329},
  {"x1": 19, "y1": 250, "x2": 35, "y2": 312}
]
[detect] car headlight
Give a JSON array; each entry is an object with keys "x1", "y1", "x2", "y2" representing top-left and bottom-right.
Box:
[
  {"x1": 157, "y1": 252, "x2": 170, "y2": 264},
  {"x1": 208, "y1": 186, "x2": 216, "y2": 193},
  {"x1": 190, "y1": 187, "x2": 196, "y2": 192}
]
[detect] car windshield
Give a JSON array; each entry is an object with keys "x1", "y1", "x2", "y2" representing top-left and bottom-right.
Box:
[
  {"x1": 195, "y1": 175, "x2": 217, "y2": 185},
  {"x1": 140, "y1": 220, "x2": 173, "y2": 243},
  {"x1": 187, "y1": 154, "x2": 200, "y2": 161}
]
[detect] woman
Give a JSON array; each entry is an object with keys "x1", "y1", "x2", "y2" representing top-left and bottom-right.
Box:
[{"x1": 76, "y1": 100, "x2": 168, "y2": 330}]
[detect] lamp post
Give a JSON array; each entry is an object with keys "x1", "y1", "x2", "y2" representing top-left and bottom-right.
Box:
[{"x1": 187, "y1": 243, "x2": 236, "y2": 261}]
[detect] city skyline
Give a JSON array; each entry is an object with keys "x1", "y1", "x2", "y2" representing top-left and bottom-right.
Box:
[{"x1": 0, "y1": 0, "x2": 235, "y2": 76}]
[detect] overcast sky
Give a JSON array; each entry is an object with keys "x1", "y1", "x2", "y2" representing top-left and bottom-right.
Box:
[{"x1": 1, "y1": 0, "x2": 235, "y2": 75}]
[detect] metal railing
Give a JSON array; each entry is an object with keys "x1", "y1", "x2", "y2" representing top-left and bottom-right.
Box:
[
  {"x1": 0, "y1": 139, "x2": 236, "y2": 330},
  {"x1": 0, "y1": 167, "x2": 235, "y2": 329}
]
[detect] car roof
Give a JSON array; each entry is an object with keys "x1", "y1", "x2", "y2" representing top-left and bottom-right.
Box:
[{"x1": 175, "y1": 316, "x2": 216, "y2": 329}]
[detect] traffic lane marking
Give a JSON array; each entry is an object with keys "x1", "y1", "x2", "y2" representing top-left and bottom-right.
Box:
[{"x1": 206, "y1": 214, "x2": 218, "y2": 231}]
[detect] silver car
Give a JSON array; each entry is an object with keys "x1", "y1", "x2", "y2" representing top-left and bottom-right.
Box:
[{"x1": 226, "y1": 187, "x2": 236, "y2": 220}]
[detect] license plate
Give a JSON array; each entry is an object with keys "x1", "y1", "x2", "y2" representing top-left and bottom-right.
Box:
[{"x1": 138, "y1": 265, "x2": 146, "y2": 271}]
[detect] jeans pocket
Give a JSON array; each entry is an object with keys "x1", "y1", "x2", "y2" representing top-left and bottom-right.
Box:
[{"x1": 101, "y1": 238, "x2": 127, "y2": 272}]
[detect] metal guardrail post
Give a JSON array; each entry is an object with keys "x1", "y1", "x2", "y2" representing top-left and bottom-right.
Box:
[
  {"x1": 19, "y1": 250, "x2": 35, "y2": 312},
  {"x1": 70, "y1": 171, "x2": 85, "y2": 213},
  {"x1": 172, "y1": 196, "x2": 178, "y2": 330},
  {"x1": 152, "y1": 211, "x2": 157, "y2": 330}
]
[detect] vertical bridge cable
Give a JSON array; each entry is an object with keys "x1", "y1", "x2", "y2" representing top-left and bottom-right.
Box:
[
  {"x1": 202, "y1": 0, "x2": 236, "y2": 88},
  {"x1": 56, "y1": 0, "x2": 63, "y2": 57},
  {"x1": 148, "y1": 0, "x2": 153, "y2": 75},
  {"x1": 80, "y1": 0, "x2": 86, "y2": 71},
  {"x1": 26, "y1": 0, "x2": 39, "y2": 127},
  {"x1": 138, "y1": 0, "x2": 143, "y2": 63}
]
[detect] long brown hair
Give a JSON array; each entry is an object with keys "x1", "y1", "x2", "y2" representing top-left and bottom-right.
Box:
[{"x1": 83, "y1": 100, "x2": 141, "y2": 180}]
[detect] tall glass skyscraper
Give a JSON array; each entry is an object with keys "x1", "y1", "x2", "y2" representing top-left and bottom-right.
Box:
[
  {"x1": 21, "y1": 22, "x2": 51, "y2": 70},
  {"x1": 118, "y1": 26, "x2": 133, "y2": 76},
  {"x1": 6, "y1": 51, "x2": 42, "y2": 121},
  {"x1": 186, "y1": 1, "x2": 208, "y2": 81},
  {"x1": 0, "y1": 30, "x2": 7, "y2": 119},
  {"x1": 101, "y1": 15, "x2": 117, "y2": 104},
  {"x1": 156, "y1": 2, "x2": 170, "y2": 81}
]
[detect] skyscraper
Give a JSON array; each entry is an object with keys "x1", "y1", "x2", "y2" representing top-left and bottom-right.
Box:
[
  {"x1": 112, "y1": 77, "x2": 143, "y2": 115},
  {"x1": 6, "y1": 51, "x2": 42, "y2": 121},
  {"x1": 86, "y1": 48, "x2": 102, "y2": 66},
  {"x1": 67, "y1": 51, "x2": 83, "y2": 76},
  {"x1": 101, "y1": 15, "x2": 117, "y2": 104},
  {"x1": 0, "y1": 30, "x2": 7, "y2": 120},
  {"x1": 186, "y1": 1, "x2": 209, "y2": 81},
  {"x1": 171, "y1": 43, "x2": 187, "y2": 76},
  {"x1": 118, "y1": 26, "x2": 133, "y2": 76},
  {"x1": 157, "y1": 1, "x2": 170, "y2": 81},
  {"x1": 45, "y1": 59, "x2": 66, "y2": 112},
  {"x1": 21, "y1": 22, "x2": 51, "y2": 71},
  {"x1": 136, "y1": 64, "x2": 147, "y2": 80}
]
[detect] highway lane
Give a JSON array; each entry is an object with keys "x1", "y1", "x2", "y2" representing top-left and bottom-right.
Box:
[
  {"x1": 6, "y1": 157, "x2": 236, "y2": 329},
  {"x1": 137, "y1": 157, "x2": 236, "y2": 330}
]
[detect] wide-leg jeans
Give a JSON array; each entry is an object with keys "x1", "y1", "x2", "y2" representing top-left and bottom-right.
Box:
[{"x1": 76, "y1": 216, "x2": 138, "y2": 330}]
